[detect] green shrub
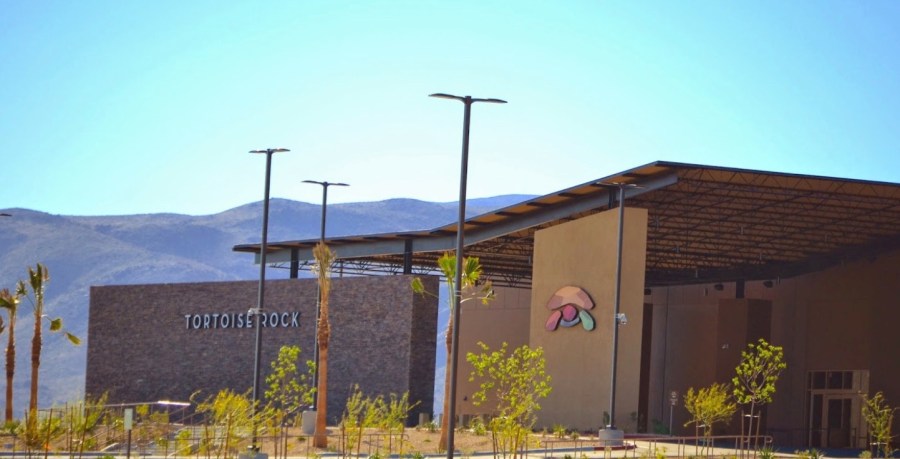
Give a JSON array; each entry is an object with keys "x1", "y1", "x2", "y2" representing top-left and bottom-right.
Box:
[
  {"x1": 470, "y1": 417, "x2": 487, "y2": 436},
  {"x1": 651, "y1": 418, "x2": 670, "y2": 435},
  {"x1": 552, "y1": 424, "x2": 568, "y2": 439},
  {"x1": 795, "y1": 449, "x2": 822, "y2": 459}
]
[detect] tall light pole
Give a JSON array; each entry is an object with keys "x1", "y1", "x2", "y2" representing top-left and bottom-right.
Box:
[
  {"x1": 248, "y1": 147, "x2": 289, "y2": 452},
  {"x1": 601, "y1": 182, "x2": 637, "y2": 443},
  {"x1": 430, "y1": 93, "x2": 506, "y2": 458},
  {"x1": 301, "y1": 179, "x2": 349, "y2": 411},
  {"x1": 609, "y1": 184, "x2": 626, "y2": 430}
]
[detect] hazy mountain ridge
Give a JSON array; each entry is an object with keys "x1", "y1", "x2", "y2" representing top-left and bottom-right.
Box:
[{"x1": 0, "y1": 194, "x2": 534, "y2": 414}]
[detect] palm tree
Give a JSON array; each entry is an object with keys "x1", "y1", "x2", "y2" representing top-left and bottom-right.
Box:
[
  {"x1": 20, "y1": 264, "x2": 80, "y2": 414},
  {"x1": 312, "y1": 243, "x2": 335, "y2": 448},
  {"x1": 27, "y1": 264, "x2": 48, "y2": 414},
  {"x1": 412, "y1": 253, "x2": 493, "y2": 452},
  {"x1": 0, "y1": 287, "x2": 19, "y2": 422}
]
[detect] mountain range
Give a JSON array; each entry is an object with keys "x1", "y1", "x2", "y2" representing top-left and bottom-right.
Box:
[{"x1": 0, "y1": 194, "x2": 534, "y2": 415}]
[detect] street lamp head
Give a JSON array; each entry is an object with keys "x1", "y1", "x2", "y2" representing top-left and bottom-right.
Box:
[
  {"x1": 595, "y1": 181, "x2": 643, "y2": 189},
  {"x1": 302, "y1": 180, "x2": 350, "y2": 188},
  {"x1": 429, "y1": 93, "x2": 508, "y2": 104},
  {"x1": 429, "y1": 93, "x2": 464, "y2": 101},
  {"x1": 249, "y1": 148, "x2": 290, "y2": 154}
]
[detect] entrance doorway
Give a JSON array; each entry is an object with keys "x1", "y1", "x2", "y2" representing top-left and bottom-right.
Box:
[{"x1": 807, "y1": 370, "x2": 868, "y2": 449}]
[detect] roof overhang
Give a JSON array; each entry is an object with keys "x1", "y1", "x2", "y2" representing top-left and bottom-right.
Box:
[{"x1": 234, "y1": 161, "x2": 900, "y2": 288}]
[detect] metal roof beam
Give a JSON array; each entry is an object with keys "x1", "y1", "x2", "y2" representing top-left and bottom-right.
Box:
[
  {"x1": 460, "y1": 170, "x2": 677, "y2": 246},
  {"x1": 255, "y1": 170, "x2": 677, "y2": 265}
]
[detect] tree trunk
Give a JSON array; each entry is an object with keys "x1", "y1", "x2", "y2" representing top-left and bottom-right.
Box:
[
  {"x1": 438, "y1": 320, "x2": 453, "y2": 452},
  {"x1": 313, "y1": 293, "x2": 331, "y2": 449},
  {"x1": 744, "y1": 404, "x2": 756, "y2": 459},
  {"x1": 694, "y1": 424, "x2": 700, "y2": 457},
  {"x1": 753, "y1": 407, "x2": 762, "y2": 456},
  {"x1": 312, "y1": 243, "x2": 333, "y2": 449},
  {"x1": 30, "y1": 312, "x2": 41, "y2": 413},
  {"x1": 28, "y1": 264, "x2": 47, "y2": 416},
  {"x1": 313, "y1": 343, "x2": 328, "y2": 448},
  {"x1": 5, "y1": 311, "x2": 15, "y2": 422}
]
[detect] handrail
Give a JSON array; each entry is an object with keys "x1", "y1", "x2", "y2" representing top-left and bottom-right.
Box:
[{"x1": 540, "y1": 434, "x2": 775, "y2": 459}]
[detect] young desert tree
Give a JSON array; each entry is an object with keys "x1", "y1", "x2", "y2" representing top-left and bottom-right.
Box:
[
  {"x1": 379, "y1": 391, "x2": 418, "y2": 456},
  {"x1": 684, "y1": 383, "x2": 737, "y2": 456},
  {"x1": 265, "y1": 345, "x2": 316, "y2": 425},
  {"x1": 68, "y1": 393, "x2": 110, "y2": 459},
  {"x1": 0, "y1": 288, "x2": 19, "y2": 422},
  {"x1": 194, "y1": 389, "x2": 254, "y2": 457},
  {"x1": 732, "y1": 338, "x2": 786, "y2": 452},
  {"x1": 312, "y1": 242, "x2": 335, "y2": 448},
  {"x1": 862, "y1": 391, "x2": 896, "y2": 459},
  {"x1": 338, "y1": 386, "x2": 418, "y2": 458},
  {"x1": 412, "y1": 252, "x2": 493, "y2": 452},
  {"x1": 338, "y1": 385, "x2": 369, "y2": 459},
  {"x1": 467, "y1": 342, "x2": 552, "y2": 459}
]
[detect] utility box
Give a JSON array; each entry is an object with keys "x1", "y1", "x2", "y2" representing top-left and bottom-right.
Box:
[{"x1": 301, "y1": 410, "x2": 316, "y2": 435}]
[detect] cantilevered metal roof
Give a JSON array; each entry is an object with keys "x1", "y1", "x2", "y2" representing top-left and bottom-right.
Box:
[{"x1": 233, "y1": 161, "x2": 900, "y2": 288}]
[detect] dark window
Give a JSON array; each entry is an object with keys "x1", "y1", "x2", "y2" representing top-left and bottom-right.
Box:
[{"x1": 812, "y1": 372, "x2": 826, "y2": 389}]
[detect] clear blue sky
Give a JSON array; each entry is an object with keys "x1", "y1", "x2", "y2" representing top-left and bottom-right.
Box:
[{"x1": 2, "y1": 1, "x2": 899, "y2": 216}]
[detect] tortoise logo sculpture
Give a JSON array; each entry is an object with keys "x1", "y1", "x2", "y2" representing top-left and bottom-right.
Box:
[{"x1": 545, "y1": 285, "x2": 596, "y2": 331}]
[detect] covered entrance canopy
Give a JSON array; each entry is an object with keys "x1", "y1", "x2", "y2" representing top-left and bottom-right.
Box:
[{"x1": 234, "y1": 161, "x2": 900, "y2": 288}]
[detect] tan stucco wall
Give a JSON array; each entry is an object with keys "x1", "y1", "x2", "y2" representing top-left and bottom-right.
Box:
[
  {"x1": 645, "y1": 248, "x2": 900, "y2": 444},
  {"x1": 529, "y1": 207, "x2": 648, "y2": 431},
  {"x1": 646, "y1": 289, "x2": 719, "y2": 435},
  {"x1": 456, "y1": 286, "x2": 532, "y2": 418},
  {"x1": 451, "y1": 207, "x2": 899, "y2": 445}
]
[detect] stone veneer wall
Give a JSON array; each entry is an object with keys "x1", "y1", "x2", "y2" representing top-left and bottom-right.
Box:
[{"x1": 86, "y1": 275, "x2": 438, "y2": 423}]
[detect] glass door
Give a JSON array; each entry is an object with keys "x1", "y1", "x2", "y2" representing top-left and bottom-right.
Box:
[
  {"x1": 807, "y1": 370, "x2": 868, "y2": 449},
  {"x1": 823, "y1": 395, "x2": 853, "y2": 448}
]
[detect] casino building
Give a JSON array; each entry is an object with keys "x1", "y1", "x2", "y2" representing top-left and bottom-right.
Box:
[
  {"x1": 86, "y1": 275, "x2": 440, "y2": 423},
  {"x1": 88, "y1": 161, "x2": 900, "y2": 449}
]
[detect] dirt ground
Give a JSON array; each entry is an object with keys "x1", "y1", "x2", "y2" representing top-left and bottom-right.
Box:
[
  {"x1": 298, "y1": 428, "x2": 593, "y2": 456},
  {"x1": 396, "y1": 428, "x2": 495, "y2": 454}
]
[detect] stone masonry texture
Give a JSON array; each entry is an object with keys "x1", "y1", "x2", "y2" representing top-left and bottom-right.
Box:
[{"x1": 86, "y1": 275, "x2": 438, "y2": 423}]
